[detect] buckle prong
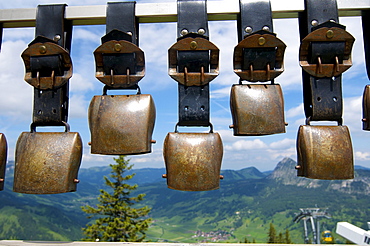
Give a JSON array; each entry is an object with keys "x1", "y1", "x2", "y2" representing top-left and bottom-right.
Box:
[
  {"x1": 335, "y1": 56, "x2": 340, "y2": 73},
  {"x1": 110, "y1": 69, "x2": 114, "y2": 86},
  {"x1": 317, "y1": 56, "x2": 323, "y2": 74},
  {"x1": 126, "y1": 68, "x2": 130, "y2": 85},
  {"x1": 184, "y1": 66, "x2": 188, "y2": 85},
  {"x1": 250, "y1": 64, "x2": 254, "y2": 81},
  {"x1": 201, "y1": 66, "x2": 205, "y2": 84},
  {"x1": 266, "y1": 63, "x2": 271, "y2": 81}
]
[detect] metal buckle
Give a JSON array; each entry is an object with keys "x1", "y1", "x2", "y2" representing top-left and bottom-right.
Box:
[
  {"x1": 296, "y1": 124, "x2": 354, "y2": 180},
  {"x1": 168, "y1": 37, "x2": 219, "y2": 86},
  {"x1": 21, "y1": 41, "x2": 72, "y2": 90},
  {"x1": 163, "y1": 124, "x2": 223, "y2": 191},
  {"x1": 363, "y1": 85, "x2": 370, "y2": 130},
  {"x1": 0, "y1": 134, "x2": 7, "y2": 191},
  {"x1": 234, "y1": 32, "x2": 286, "y2": 82},
  {"x1": 299, "y1": 27, "x2": 354, "y2": 77},
  {"x1": 230, "y1": 83, "x2": 286, "y2": 135},
  {"x1": 94, "y1": 40, "x2": 145, "y2": 88},
  {"x1": 88, "y1": 93, "x2": 156, "y2": 155},
  {"x1": 13, "y1": 123, "x2": 82, "y2": 194}
]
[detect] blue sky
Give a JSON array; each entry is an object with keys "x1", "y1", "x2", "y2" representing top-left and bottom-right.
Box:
[{"x1": 0, "y1": 0, "x2": 369, "y2": 172}]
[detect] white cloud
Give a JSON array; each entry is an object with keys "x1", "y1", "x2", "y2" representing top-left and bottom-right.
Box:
[
  {"x1": 286, "y1": 103, "x2": 304, "y2": 118},
  {"x1": 224, "y1": 138, "x2": 268, "y2": 151},
  {"x1": 355, "y1": 151, "x2": 370, "y2": 161},
  {"x1": 0, "y1": 40, "x2": 33, "y2": 120},
  {"x1": 269, "y1": 138, "x2": 295, "y2": 149},
  {"x1": 343, "y1": 96, "x2": 363, "y2": 133},
  {"x1": 69, "y1": 94, "x2": 89, "y2": 119}
]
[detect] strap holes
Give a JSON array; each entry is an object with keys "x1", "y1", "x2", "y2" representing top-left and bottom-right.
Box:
[
  {"x1": 52, "y1": 109, "x2": 57, "y2": 114},
  {"x1": 184, "y1": 106, "x2": 189, "y2": 111},
  {"x1": 333, "y1": 97, "x2": 338, "y2": 102},
  {"x1": 317, "y1": 97, "x2": 321, "y2": 102},
  {"x1": 37, "y1": 110, "x2": 42, "y2": 115},
  {"x1": 200, "y1": 106, "x2": 205, "y2": 111}
]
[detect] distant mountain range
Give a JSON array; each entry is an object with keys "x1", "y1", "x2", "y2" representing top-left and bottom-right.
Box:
[{"x1": 1, "y1": 158, "x2": 369, "y2": 243}]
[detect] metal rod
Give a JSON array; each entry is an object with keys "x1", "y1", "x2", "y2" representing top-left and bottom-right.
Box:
[{"x1": 0, "y1": 0, "x2": 369, "y2": 28}]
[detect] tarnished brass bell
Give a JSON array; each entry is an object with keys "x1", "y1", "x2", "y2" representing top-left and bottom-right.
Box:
[
  {"x1": 88, "y1": 94, "x2": 156, "y2": 155},
  {"x1": 0, "y1": 134, "x2": 7, "y2": 191},
  {"x1": 230, "y1": 84, "x2": 286, "y2": 136},
  {"x1": 14, "y1": 131, "x2": 82, "y2": 194},
  {"x1": 163, "y1": 131, "x2": 223, "y2": 191},
  {"x1": 296, "y1": 125, "x2": 354, "y2": 180}
]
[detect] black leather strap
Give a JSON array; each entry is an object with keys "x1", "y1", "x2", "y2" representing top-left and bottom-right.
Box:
[
  {"x1": 177, "y1": 0, "x2": 208, "y2": 39},
  {"x1": 362, "y1": 10, "x2": 370, "y2": 80},
  {"x1": 238, "y1": 0, "x2": 272, "y2": 42},
  {"x1": 32, "y1": 4, "x2": 71, "y2": 126},
  {"x1": 299, "y1": 0, "x2": 343, "y2": 122},
  {"x1": 176, "y1": 0, "x2": 211, "y2": 127},
  {"x1": 101, "y1": 2, "x2": 140, "y2": 91},
  {"x1": 178, "y1": 84, "x2": 210, "y2": 126},
  {"x1": 105, "y1": 2, "x2": 138, "y2": 45}
]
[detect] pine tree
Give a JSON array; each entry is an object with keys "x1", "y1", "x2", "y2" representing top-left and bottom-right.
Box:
[
  {"x1": 284, "y1": 228, "x2": 293, "y2": 244},
  {"x1": 267, "y1": 223, "x2": 277, "y2": 243},
  {"x1": 277, "y1": 232, "x2": 283, "y2": 243},
  {"x1": 81, "y1": 156, "x2": 152, "y2": 242}
]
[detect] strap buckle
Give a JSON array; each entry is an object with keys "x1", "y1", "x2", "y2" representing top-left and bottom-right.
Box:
[
  {"x1": 21, "y1": 37, "x2": 72, "y2": 90},
  {"x1": 299, "y1": 25, "x2": 355, "y2": 77},
  {"x1": 94, "y1": 38, "x2": 145, "y2": 89},
  {"x1": 234, "y1": 31, "x2": 286, "y2": 82},
  {"x1": 168, "y1": 37, "x2": 219, "y2": 86}
]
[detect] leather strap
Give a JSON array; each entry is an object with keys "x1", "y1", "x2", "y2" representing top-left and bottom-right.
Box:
[
  {"x1": 101, "y1": 2, "x2": 141, "y2": 91},
  {"x1": 238, "y1": 0, "x2": 272, "y2": 42},
  {"x1": 32, "y1": 4, "x2": 71, "y2": 126},
  {"x1": 176, "y1": 0, "x2": 211, "y2": 127},
  {"x1": 362, "y1": 10, "x2": 370, "y2": 80},
  {"x1": 299, "y1": 0, "x2": 343, "y2": 123},
  {"x1": 105, "y1": 2, "x2": 138, "y2": 45},
  {"x1": 177, "y1": 0, "x2": 208, "y2": 39}
]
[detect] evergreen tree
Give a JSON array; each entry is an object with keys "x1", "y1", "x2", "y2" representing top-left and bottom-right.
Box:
[
  {"x1": 285, "y1": 228, "x2": 293, "y2": 244},
  {"x1": 81, "y1": 156, "x2": 152, "y2": 242},
  {"x1": 277, "y1": 232, "x2": 283, "y2": 243},
  {"x1": 267, "y1": 223, "x2": 277, "y2": 243}
]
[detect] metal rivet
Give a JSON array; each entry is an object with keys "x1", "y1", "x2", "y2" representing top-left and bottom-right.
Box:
[
  {"x1": 74, "y1": 179, "x2": 80, "y2": 183},
  {"x1": 258, "y1": 37, "x2": 266, "y2": 46},
  {"x1": 245, "y1": 26, "x2": 253, "y2": 33},
  {"x1": 181, "y1": 29, "x2": 189, "y2": 36},
  {"x1": 127, "y1": 31, "x2": 132, "y2": 36},
  {"x1": 190, "y1": 41, "x2": 197, "y2": 50},
  {"x1": 262, "y1": 26, "x2": 270, "y2": 32},
  {"x1": 198, "y1": 28, "x2": 206, "y2": 35},
  {"x1": 0, "y1": 178, "x2": 4, "y2": 182},
  {"x1": 326, "y1": 30, "x2": 334, "y2": 39},
  {"x1": 114, "y1": 43, "x2": 122, "y2": 52},
  {"x1": 311, "y1": 20, "x2": 319, "y2": 26},
  {"x1": 54, "y1": 34, "x2": 61, "y2": 41},
  {"x1": 162, "y1": 174, "x2": 167, "y2": 178},
  {"x1": 39, "y1": 45, "x2": 47, "y2": 54},
  {"x1": 151, "y1": 139, "x2": 156, "y2": 144},
  {"x1": 330, "y1": 19, "x2": 336, "y2": 22},
  {"x1": 295, "y1": 165, "x2": 301, "y2": 169}
]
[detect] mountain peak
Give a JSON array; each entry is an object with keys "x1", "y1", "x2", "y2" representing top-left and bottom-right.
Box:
[{"x1": 267, "y1": 157, "x2": 297, "y2": 180}]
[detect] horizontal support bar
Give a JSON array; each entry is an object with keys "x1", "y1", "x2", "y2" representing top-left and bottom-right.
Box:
[{"x1": 0, "y1": 0, "x2": 369, "y2": 28}]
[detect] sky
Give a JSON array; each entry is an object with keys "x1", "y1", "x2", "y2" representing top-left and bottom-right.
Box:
[{"x1": 0, "y1": 0, "x2": 369, "y2": 172}]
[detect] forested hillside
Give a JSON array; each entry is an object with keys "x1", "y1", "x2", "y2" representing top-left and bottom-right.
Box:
[{"x1": 1, "y1": 158, "x2": 369, "y2": 243}]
